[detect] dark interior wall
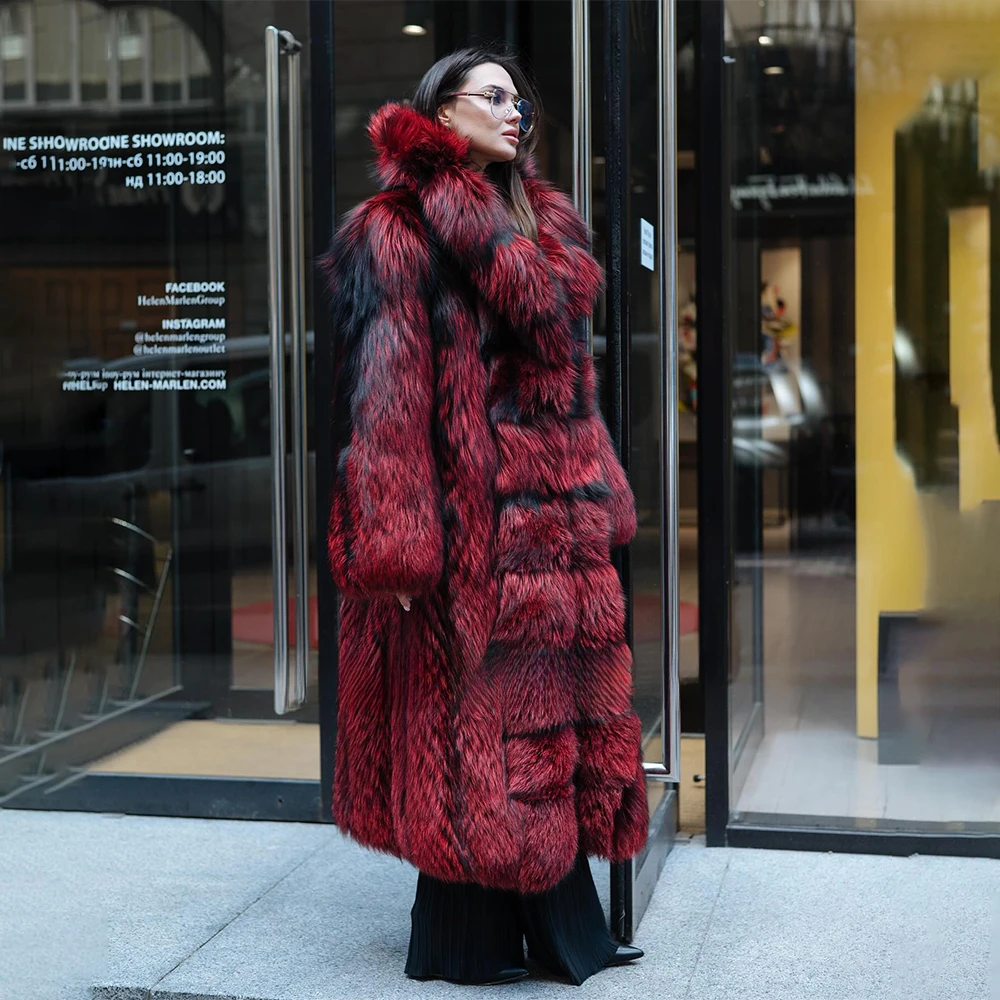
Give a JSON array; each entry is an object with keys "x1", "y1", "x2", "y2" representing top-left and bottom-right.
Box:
[
  {"x1": 332, "y1": 1, "x2": 436, "y2": 219},
  {"x1": 332, "y1": 0, "x2": 572, "y2": 221},
  {"x1": 527, "y1": 0, "x2": 572, "y2": 191}
]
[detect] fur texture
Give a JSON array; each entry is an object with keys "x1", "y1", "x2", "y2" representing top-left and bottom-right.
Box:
[{"x1": 322, "y1": 103, "x2": 646, "y2": 893}]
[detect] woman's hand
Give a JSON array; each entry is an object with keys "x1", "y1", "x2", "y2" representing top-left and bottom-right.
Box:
[{"x1": 397, "y1": 593, "x2": 412, "y2": 611}]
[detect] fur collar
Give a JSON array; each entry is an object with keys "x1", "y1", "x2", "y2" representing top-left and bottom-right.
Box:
[
  {"x1": 367, "y1": 103, "x2": 602, "y2": 363},
  {"x1": 369, "y1": 100, "x2": 545, "y2": 189}
]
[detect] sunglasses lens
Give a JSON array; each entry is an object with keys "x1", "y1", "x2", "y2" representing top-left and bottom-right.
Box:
[
  {"x1": 488, "y1": 91, "x2": 535, "y2": 133},
  {"x1": 517, "y1": 100, "x2": 535, "y2": 133},
  {"x1": 489, "y1": 90, "x2": 510, "y2": 118}
]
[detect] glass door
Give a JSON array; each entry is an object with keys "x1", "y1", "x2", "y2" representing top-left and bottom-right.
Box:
[
  {"x1": 326, "y1": 0, "x2": 684, "y2": 932},
  {"x1": 726, "y1": 15, "x2": 767, "y2": 802},
  {"x1": 713, "y1": 0, "x2": 1000, "y2": 851},
  {"x1": 591, "y1": 0, "x2": 682, "y2": 938},
  {"x1": 0, "y1": 0, "x2": 323, "y2": 819}
]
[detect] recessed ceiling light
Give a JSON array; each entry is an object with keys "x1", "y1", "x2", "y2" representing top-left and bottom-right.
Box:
[
  {"x1": 758, "y1": 34, "x2": 774, "y2": 46},
  {"x1": 402, "y1": 23, "x2": 427, "y2": 36},
  {"x1": 763, "y1": 65, "x2": 784, "y2": 76}
]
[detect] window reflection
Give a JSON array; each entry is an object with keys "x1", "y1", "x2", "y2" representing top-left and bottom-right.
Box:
[
  {"x1": 0, "y1": 0, "x2": 318, "y2": 804},
  {"x1": 726, "y1": 0, "x2": 1000, "y2": 832},
  {"x1": 0, "y1": 0, "x2": 211, "y2": 109},
  {"x1": 0, "y1": 3, "x2": 29, "y2": 101}
]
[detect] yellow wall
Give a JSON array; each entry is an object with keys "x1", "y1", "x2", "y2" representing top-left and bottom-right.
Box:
[{"x1": 855, "y1": 3, "x2": 1000, "y2": 738}]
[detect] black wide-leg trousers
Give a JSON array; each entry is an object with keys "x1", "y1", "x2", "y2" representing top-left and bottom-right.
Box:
[{"x1": 404, "y1": 848, "x2": 619, "y2": 986}]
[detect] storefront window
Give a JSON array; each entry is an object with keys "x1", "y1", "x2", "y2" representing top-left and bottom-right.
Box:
[
  {"x1": 0, "y1": 0, "x2": 320, "y2": 809},
  {"x1": 726, "y1": 0, "x2": 1000, "y2": 832}
]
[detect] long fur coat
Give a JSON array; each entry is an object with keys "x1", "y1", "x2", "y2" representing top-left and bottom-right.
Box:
[{"x1": 322, "y1": 102, "x2": 647, "y2": 894}]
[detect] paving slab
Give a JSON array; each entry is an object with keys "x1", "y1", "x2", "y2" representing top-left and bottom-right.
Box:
[
  {"x1": 0, "y1": 809, "x2": 331, "y2": 1000},
  {"x1": 151, "y1": 835, "x2": 730, "y2": 1000},
  {"x1": 684, "y1": 847, "x2": 1000, "y2": 1000}
]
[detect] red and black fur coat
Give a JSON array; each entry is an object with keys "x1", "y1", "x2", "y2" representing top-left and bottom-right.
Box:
[{"x1": 322, "y1": 102, "x2": 647, "y2": 894}]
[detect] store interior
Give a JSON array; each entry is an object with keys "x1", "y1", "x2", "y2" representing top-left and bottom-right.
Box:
[{"x1": 726, "y1": 0, "x2": 1000, "y2": 832}]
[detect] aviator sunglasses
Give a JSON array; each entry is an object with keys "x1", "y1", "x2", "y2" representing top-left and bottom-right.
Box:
[{"x1": 444, "y1": 87, "x2": 536, "y2": 135}]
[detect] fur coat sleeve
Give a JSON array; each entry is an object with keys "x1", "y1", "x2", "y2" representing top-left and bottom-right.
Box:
[{"x1": 322, "y1": 191, "x2": 445, "y2": 600}]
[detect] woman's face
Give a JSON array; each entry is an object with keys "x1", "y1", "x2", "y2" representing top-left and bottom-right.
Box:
[{"x1": 438, "y1": 62, "x2": 525, "y2": 170}]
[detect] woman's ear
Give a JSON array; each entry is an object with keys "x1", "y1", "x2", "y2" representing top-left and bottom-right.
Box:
[{"x1": 437, "y1": 104, "x2": 451, "y2": 129}]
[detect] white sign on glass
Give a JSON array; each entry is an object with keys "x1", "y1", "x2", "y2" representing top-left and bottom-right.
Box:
[{"x1": 640, "y1": 218, "x2": 654, "y2": 271}]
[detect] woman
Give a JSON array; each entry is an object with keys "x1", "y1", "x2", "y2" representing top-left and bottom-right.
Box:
[{"x1": 322, "y1": 46, "x2": 647, "y2": 987}]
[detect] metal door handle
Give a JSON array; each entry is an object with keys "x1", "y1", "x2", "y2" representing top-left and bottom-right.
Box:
[
  {"x1": 572, "y1": 0, "x2": 593, "y2": 352},
  {"x1": 265, "y1": 25, "x2": 307, "y2": 715},
  {"x1": 663, "y1": 0, "x2": 681, "y2": 783},
  {"x1": 286, "y1": 28, "x2": 310, "y2": 717}
]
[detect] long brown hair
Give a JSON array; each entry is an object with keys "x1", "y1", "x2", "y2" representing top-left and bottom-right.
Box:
[{"x1": 411, "y1": 45, "x2": 542, "y2": 242}]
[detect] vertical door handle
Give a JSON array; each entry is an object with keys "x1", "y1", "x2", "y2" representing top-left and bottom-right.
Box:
[
  {"x1": 572, "y1": 0, "x2": 593, "y2": 352},
  {"x1": 265, "y1": 25, "x2": 307, "y2": 715},
  {"x1": 286, "y1": 32, "x2": 310, "y2": 712}
]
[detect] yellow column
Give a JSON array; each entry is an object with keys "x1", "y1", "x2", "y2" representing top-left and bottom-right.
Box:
[
  {"x1": 854, "y1": 11, "x2": 927, "y2": 738},
  {"x1": 854, "y1": 4, "x2": 1000, "y2": 739}
]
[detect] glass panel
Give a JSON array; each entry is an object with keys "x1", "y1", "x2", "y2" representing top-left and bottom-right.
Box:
[
  {"x1": 591, "y1": 0, "x2": 673, "y2": 798},
  {"x1": 725, "y1": 0, "x2": 1000, "y2": 832},
  {"x1": 726, "y1": 6, "x2": 766, "y2": 787},
  {"x1": 678, "y1": 236, "x2": 698, "y2": 719},
  {"x1": 593, "y1": 1, "x2": 695, "y2": 829},
  {"x1": 334, "y1": 0, "x2": 667, "y2": 807},
  {"x1": 676, "y1": 3, "x2": 700, "y2": 828},
  {"x1": 0, "y1": 0, "x2": 319, "y2": 808},
  {"x1": 623, "y1": 0, "x2": 664, "y2": 766},
  {"x1": 34, "y1": 0, "x2": 72, "y2": 102},
  {"x1": 0, "y1": 2, "x2": 29, "y2": 102},
  {"x1": 79, "y1": 1, "x2": 109, "y2": 103}
]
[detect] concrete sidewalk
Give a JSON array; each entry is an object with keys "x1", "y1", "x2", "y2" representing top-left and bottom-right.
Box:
[{"x1": 1, "y1": 809, "x2": 998, "y2": 1000}]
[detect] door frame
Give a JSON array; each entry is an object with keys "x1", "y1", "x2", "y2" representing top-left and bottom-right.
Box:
[
  {"x1": 312, "y1": 0, "x2": 339, "y2": 828},
  {"x1": 696, "y1": 0, "x2": 734, "y2": 849}
]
